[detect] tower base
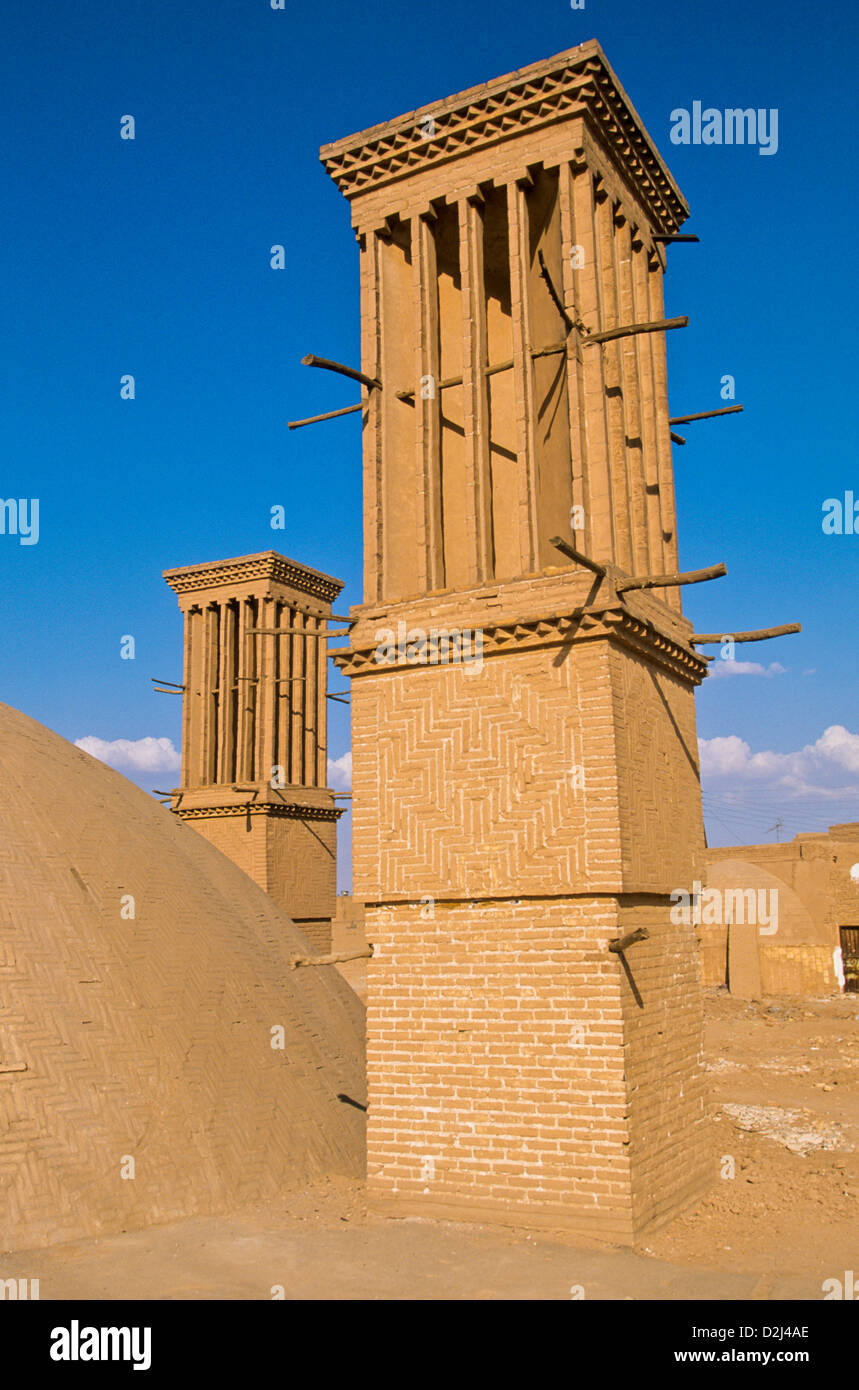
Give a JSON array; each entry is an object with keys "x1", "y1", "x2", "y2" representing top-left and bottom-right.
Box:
[
  {"x1": 339, "y1": 573, "x2": 713, "y2": 1241},
  {"x1": 364, "y1": 895, "x2": 711, "y2": 1244},
  {"x1": 174, "y1": 785, "x2": 339, "y2": 951}
]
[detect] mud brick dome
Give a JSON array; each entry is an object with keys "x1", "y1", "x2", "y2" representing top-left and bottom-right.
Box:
[{"x1": 0, "y1": 702, "x2": 364, "y2": 1253}]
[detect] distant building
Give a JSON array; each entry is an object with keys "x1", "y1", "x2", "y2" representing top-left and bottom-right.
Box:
[{"x1": 701, "y1": 823, "x2": 859, "y2": 997}]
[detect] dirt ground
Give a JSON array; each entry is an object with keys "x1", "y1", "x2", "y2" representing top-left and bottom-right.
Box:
[
  {"x1": 3, "y1": 988, "x2": 856, "y2": 1300},
  {"x1": 644, "y1": 989, "x2": 858, "y2": 1286}
]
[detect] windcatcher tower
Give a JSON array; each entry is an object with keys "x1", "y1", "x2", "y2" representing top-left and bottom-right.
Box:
[
  {"x1": 323, "y1": 41, "x2": 711, "y2": 1241},
  {"x1": 163, "y1": 551, "x2": 343, "y2": 950}
]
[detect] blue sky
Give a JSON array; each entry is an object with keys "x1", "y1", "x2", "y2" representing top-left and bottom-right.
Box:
[{"x1": 1, "y1": 0, "x2": 857, "y2": 882}]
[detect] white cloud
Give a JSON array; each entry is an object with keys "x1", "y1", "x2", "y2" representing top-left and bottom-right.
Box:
[
  {"x1": 75, "y1": 735, "x2": 180, "y2": 774},
  {"x1": 698, "y1": 734, "x2": 753, "y2": 776},
  {"x1": 700, "y1": 726, "x2": 859, "y2": 842},
  {"x1": 707, "y1": 660, "x2": 786, "y2": 680},
  {"x1": 694, "y1": 722, "x2": 856, "y2": 789},
  {"x1": 815, "y1": 725, "x2": 859, "y2": 774},
  {"x1": 327, "y1": 751, "x2": 352, "y2": 791},
  {"x1": 699, "y1": 725, "x2": 859, "y2": 802}
]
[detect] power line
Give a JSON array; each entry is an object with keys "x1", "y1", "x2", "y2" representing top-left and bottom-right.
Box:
[{"x1": 702, "y1": 792, "x2": 858, "y2": 823}]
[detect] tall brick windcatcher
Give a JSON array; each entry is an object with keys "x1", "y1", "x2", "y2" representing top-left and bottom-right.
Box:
[
  {"x1": 324, "y1": 41, "x2": 712, "y2": 1241},
  {"x1": 163, "y1": 551, "x2": 343, "y2": 950}
]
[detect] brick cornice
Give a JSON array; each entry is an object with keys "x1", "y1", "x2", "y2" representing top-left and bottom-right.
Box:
[
  {"x1": 163, "y1": 551, "x2": 343, "y2": 603},
  {"x1": 175, "y1": 802, "x2": 344, "y2": 822},
  {"x1": 331, "y1": 603, "x2": 709, "y2": 686},
  {"x1": 320, "y1": 41, "x2": 688, "y2": 233}
]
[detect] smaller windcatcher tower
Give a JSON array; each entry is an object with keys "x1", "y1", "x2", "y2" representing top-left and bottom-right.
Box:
[{"x1": 163, "y1": 550, "x2": 344, "y2": 949}]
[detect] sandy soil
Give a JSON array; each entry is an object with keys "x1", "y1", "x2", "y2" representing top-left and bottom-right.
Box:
[
  {"x1": 3, "y1": 988, "x2": 856, "y2": 1300},
  {"x1": 644, "y1": 990, "x2": 858, "y2": 1285}
]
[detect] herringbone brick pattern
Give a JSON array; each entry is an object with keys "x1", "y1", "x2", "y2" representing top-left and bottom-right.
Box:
[
  {"x1": 0, "y1": 702, "x2": 365, "y2": 1253},
  {"x1": 352, "y1": 642, "x2": 623, "y2": 899},
  {"x1": 610, "y1": 646, "x2": 706, "y2": 889},
  {"x1": 351, "y1": 631, "x2": 711, "y2": 1239}
]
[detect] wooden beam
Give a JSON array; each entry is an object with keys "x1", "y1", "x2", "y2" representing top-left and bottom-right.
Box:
[
  {"x1": 653, "y1": 234, "x2": 700, "y2": 243},
  {"x1": 484, "y1": 358, "x2": 513, "y2": 380},
  {"x1": 692, "y1": 623, "x2": 801, "y2": 644},
  {"x1": 549, "y1": 535, "x2": 607, "y2": 576},
  {"x1": 670, "y1": 431, "x2": 686, "y2": 446},
  {"x1": 608, "y1": 927, "x2": 650, "y2": 953},
  {"x1": 537, "y1": 249, "x2": 573, "y2": 335},
  {"x1": 583, "y1": 315, "x2": 689, "y2": 347},
  {"x1": 246, "y1": 627, "x2": 349, "y2": 638},
  {"x1": 397, "y1": 343, "x2": 567, "y2": 400},
  {"x1": 301, "y1": 353, "x2": 381, "y2": 391},
  {"x1": 669, "y1": 405, "x2": 743, "y2": 426},
  {"x1": 291, "y1": 945, "x2": 373, "y2": 969},
  {"x1": 150, "y1": 677, "x2": 185, "y2": 689},
  {"x1": 396, "y1": 371, "x2": 463, "y2": 401},
  {"x1": 619, "y1": 562, "x2": 727, "y2": 592},
  {"x1": 288, "y1": 402, "x2": 362, "y2": 430},
  {"x1": 531, "y1": 343, "x2": 567, "y2": 360}
]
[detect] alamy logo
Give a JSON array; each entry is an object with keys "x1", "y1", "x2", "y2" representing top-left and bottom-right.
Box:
[
  {"x1": 375, "y1": 621, "x2": 483, "y2": 673},
  {"x1": 50, "y1": 1321, "x2": 151, "y2": 1371},
  {"x1": 822, "y1": 492, "x2": 858, "y2": 534},
  {"x1": 0, "y1": 498, "x2": 39, "y2": 545},
  {"x1": 822, "y1": 1270, "x2": 858, "y2": 1300},
  {"x1": 670, "y1": 880, "x2": 778, "y2": 934},
  {"x1": 670, "y1": 102, "x2": 778, "y2": 156},
  {"x1": 1, "y1": 1277, "x2": 39, "y2": 1299}
]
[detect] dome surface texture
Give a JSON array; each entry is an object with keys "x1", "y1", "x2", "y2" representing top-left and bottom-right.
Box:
[{"x1": 0, "y1": 703, "x2": 365, "y2": 1252}]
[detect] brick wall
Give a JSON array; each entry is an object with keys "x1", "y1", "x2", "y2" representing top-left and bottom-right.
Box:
[
  {"x1": 701, "y1": 826, "x2": 859, "y2": 995},
  {"x1": 188, "y1": 812, "x2": 336, "y2": 952},
  {"x1": 351, "y1": 621, "x2": 711, "y2": 1241},
  {"x1": 617, "y1": 900, "x2": 711, "y2": 1234},
  {"x1": 266, "y1": 816, "x2": 336, "y2": 947},
  {"x1": 366, "y1": 897, "x2": 633, "y2": 1237},
  {"x1": 190, "y1": 815, "x2": 268, "y2": 889}
]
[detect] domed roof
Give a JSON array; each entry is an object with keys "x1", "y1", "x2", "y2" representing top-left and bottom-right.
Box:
[{"x1": 0, "y1": 703, "x2": 365, "y2": 1252}]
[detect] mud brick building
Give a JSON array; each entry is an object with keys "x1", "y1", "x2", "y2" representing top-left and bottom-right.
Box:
[
  {"x1": 163, "y1": 551, "x2": 343, "y2": 950},
  {"x1": 702, "y1": 823, "x2": 859, "y2": 997},
  {"x1": 323, "y1": 41, "x2": 713, "y2": 1241}
]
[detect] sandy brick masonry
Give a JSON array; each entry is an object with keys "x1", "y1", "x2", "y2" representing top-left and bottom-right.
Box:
[
  {"x1": 325, "y1": 41, "x2": 713, "y2": 1241},
  {"x1": 163, "y1": 551, "x2": 344, "y2": 950},
  {"x1": 364, "y1": 895, "x2": 706, "y2": 1241},
  {"x1": 0, "y1": 702, "x2": 364, "y2": 1253}
]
